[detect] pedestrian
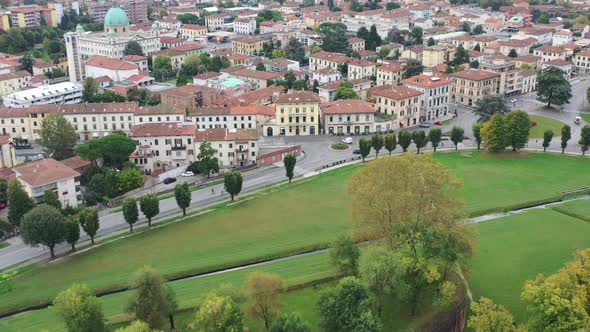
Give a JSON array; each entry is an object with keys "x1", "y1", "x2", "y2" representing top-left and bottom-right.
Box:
[{"x1": 211, "y1": 187, "x2": 215, "y2": 194}]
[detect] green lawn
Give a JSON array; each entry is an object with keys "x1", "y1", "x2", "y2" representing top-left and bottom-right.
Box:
[
  {"x1": 469, "y1": 206, "x2": 590, "y2": 322},
  {"x1": 551, "y1": 198, "x2": 590, "y2": 222},
  {"x1": 0, "y1": 242, "x2": 9, "y2": 250},
  {"x1": 581, "y1": 107, "x2": 590, "y2": 124},
  {"x1": 529, "y1": 115, "x2": 564, "y2": 138}
]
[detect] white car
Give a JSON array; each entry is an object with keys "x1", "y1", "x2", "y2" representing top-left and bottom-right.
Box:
[
  {"x1": 181, "y1": 171, "x2": 195, "y2": 177},
  {"x1": 342, "y1": 137, "x2": 353, "y2": 144}
]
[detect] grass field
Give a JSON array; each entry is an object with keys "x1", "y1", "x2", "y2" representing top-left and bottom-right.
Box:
[
  {"x1": 551, "y1": 198, "x2": 590, "y2": 222},
  {"x1": 469, "y1": 205, "x2": 590, "y2": 322},
  {"x1": 529, "y1": 115, "x2": 564, "y2": 138},
  {"x1": 3, "y1": 152, "x2": 590, "y2": 322},
  {"x1": 0, "y1": 242, "x2": 9, "y2": 250}
]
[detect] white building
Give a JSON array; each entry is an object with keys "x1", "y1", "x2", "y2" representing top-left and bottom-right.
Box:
[
  {"x1": 233, "y1": 17, "x2": 256, "y2": 35},
  {"x1": 84, "y1": 56, "x2": 139, "y2": 82},
  {"x1": 194, "y1": 128, "x2": 259, "y2": 168},
  {"x1": 552, "y1": 29, "x2": 573, "y2": 46},
  {"x1": 403, "y1": 73, "x2": 451, "y2": 122},
  {"x1": 311, "y1": 68, "x2": 341, "y2": 85},
  {"x1": 2, "y1": 82, "x2": 82, "y2": 108}
]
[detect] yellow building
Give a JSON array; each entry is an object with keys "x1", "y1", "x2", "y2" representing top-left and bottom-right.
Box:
[
  {"x1": 0, "y1": 14, "x2": 10, "y2": 31},
  {"x1": 309, "y1": 51, "x2": 350, "y2": 72},
  {"x1": 376, "y1": 62, "x2": 404, "y2": 86},
  {"x1": 264, "y1": 91, "x2": 322, "y2": 136},
  {"x1": 232, "y1": 37, "x2": 265, "y2": 55},
  {"x1": 9, "y1": 6, "x2": 57, "y2": 28},
  {"x1": 370, "y1": 85, "x2": 423, "y2": 128},
  {"x1": 0, "y1": 71, "x2": 31, "y2": 96},
  {"x1": 422, "y1": 45, "x2": 454, "y2": 68},
  {"x1": 179, "y1": 24, "x2": 208, "y2": 40},
  {"x1": 449, "y1": 69, "x2": 501, "y2": 106}
]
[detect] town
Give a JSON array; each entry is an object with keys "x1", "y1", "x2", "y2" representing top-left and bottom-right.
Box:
[{"x1": 0, "y1": 0, "x2": 590, "y2": 330}]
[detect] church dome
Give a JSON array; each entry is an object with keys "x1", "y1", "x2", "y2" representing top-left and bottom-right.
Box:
[
  {"x1": 75, "y1": 24, "x2": 84, "y2": 31},
  {"x1": 104, "y1": 7, "x2": 129, "y2": 26},
  {"x1": 151, "y1": 23, "x2": 158, "y2": 29}
]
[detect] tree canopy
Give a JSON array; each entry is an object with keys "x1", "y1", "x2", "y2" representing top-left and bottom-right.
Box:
[
  {"x1": 537, "y1": 67, "x2": 572, "y2": 108},
  {"x1": 473, "y1": 95, "x2": 509, "y2": 122},
  {"x1": 20, "y1": 204, "x2": 66, "y2": 258},
  {"x1": 40, "y1": 113, "x2": 78, "y2": 160}
]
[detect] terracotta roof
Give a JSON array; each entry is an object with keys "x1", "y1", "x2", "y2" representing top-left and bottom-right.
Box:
[
  {"x1": 310, "y1": 51, "x2": 351, "y2": 63},
  {"x1": 233, "y1": 36, "x2": 263, "y2": 44},
  {"x1": 371, "y1": 85, "x2": 423, "y2": 100},
  {"x1": 130, "y1": 122, "x2": 196, "y2": 137},
  {"x1": 576, "y1": 50, "x2": 590, "y2": 57},
  {"x1": 160, "y1": 36, "x2": 184, "y2": 44},
  {"x1": 513, "y1": 55, "x2": 541, "y2": 62},
  {"x1": 233, "y1": 69, "x2": 283, "y2": 80},
  {"x1": 227, "y1": 54, "x2": 250, "y2": 61},
  {"x1": 274, "y1": 91, "x2": 321, "y2": 104},
  {"x1": 0, "y1": 70, "x2": 30, "y2": 81},
  {"x1": 60, "y1": 156, "x2": 91, "y2": 170},
  {"x1": 182, "y1": 24, "x2": 207, "y2": 30},
  {"x1": 13, "y1": 158, "x2": 80, "y2": 187},
  {"x1": 535, "y1": 45, "x2": 566, "y2": 54},
  {"x1": 122, "y1": 55, "x2": 147, "y2": 62},
  {"x1": 520, "y1": 69, "x2": 536, "y2": 76},
  {"x1": 32, "y1": 59, "x2": 54, "y2": 69},
  {"x1": 498, "y1": 39, "x2": 535, "y2": 47},
  {"x1": 544, "y1": 59, "x2": 572, "y2": 66},
  {"x1": 193, "y1": 72, "x2": 222, "y2": 80},
  {"x1": 349, "y1": 59, "x2": 375, "y2": 67},
  {"x1": 321, "y1": 99, "x2": 375, "y2": 114},
  {"x1": 160, "y1": 85, "x2": 202, "y2": 97},
  {"x1": 0, "y1": 135, "x2": 11, "y2": 145},
  {"x1": 230, "y1": 104, "x2": 275, "y2": 116},
  {"x1": 170, "y1": 43, "x2": 206, "y2": 52},
  {"x1": 229, "y1": 86, "x2": 284, "y2": 105},
  {"x1": 191, "y1": 107, "x2": 230, "y2": 116},
  {"x1": 94, "y1": 76, "x2": 112, "y2": 83},
  {"x1": 403, "y1": 74, "x2": 451, "y2": 87},
  {"x1": 86, "y1": 56, "x2": 137, "y2": 71},
  {"x1": 450, "y1": 69, "x2": 500, "y2": 81},
  {"x1": 135, "y1": 105, "x2": 185, "y2": 115},
  {"x1": 348, "y1": 37, "x2": 365, "y2": 43},
  {"x1": 194, "y1": 128, "x2": 258, "y2": 142},
  {"x1": 378, "y1": 61, "x2": 404, "y2": 72}
]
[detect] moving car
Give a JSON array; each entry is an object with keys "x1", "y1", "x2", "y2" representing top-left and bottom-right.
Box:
[
  {"x1": 353, "y1": 149, "x2": 361, "y2": 154},
  {"x1": 341, "y1": 137, "x2": 353, "y2": 144},
  {"x1": 419, "y1": 122, "x2": 431, "y2": 128},
  {"x1": 163, "y1": 177, "x2": 177, "y2": 184},
  {"x1": 434, "y1": 121, "x2": 442, "y2": 126},
  {"x1": 181, "y1": 171, "x2": 195, "y2": 177},
  {"x1": 575, "y1": 116, "x2": 581, "y2": 124}
]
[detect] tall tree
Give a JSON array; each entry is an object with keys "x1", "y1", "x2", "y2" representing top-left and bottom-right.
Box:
[
  {"x1": 359, "y1": 246, "x2": 399, "y2": 317},
  {"x1": 371, "y1": 135, "x2": 383, "y2": 158},
  {"x1": 174, "y1": 183, "x2": 191, "y2": 216},
  {"x1": 481, "y1": 114, "x2": 506, "y2": 152},
  {"x1": 398, "y1": 130, "x2": 412, "y2": 152},
  {"x1": 196, "y1": 142, "x2": 220, "y2": 178},
  {"x1": 123, "y1": 198, "x2": 139, "y2": 232},
  {"x1": 537, "y1": 67, "x2": 572, "y2": 108},
  {"x1": 472, "y1": 25, "x2": 484, "y2": 35},
  {"x1": 123, "y1": 41, "x2": 144, "y2": 56},
  {"x1": 244, "y1": 272, "x2": 285, "y2": 330},
  {"x1": 269, "y1": 312, "x2": 310, "y2": 332},
  {"x1": 329, "y1": 235, "x2": 360, "y2": 276},
  {"x1": 473, "y1": 96, "x2": 509, "y2": 122},
  {"x1": 79, "y1": 207, "x2": 100, "y2": 244},
  {"x1": 359, "y1": 138, "x2": 371, "y2": 162},
  {"x1": 20, "y1": 204, "x2": 66, "y2": 259},
  {"x1": 114, "y1": 320, "x2": 154, "y2": 332},
  {"x1": 473, "y1": 122, "x2": 483, "y2": 150},
  {"x1": 54, "y1": 283, "x2": 105, "y2": 332},
  {"x1": 452, "y1": 45, "x2": 470, "y2": 65},
  {"x1": 586, "y1": 87, "x2": 590, "y2": 106},
  {"x1": 285, "y1": 38, "x2": 305, "y2": 64},
  {"x1": 428, "y1": 127, "x2": 442, "y2": 152},
  {"x1": 579, "y1": 125, "x2": 590, "y2": 155},
  {"x1": 98, "y1": 134, "x2": 137, "y2": 167},
  {"x1": 427, "y1": 37, "x2": 435, "y2": 46},
  {"x1": 411, "y1": 27, "x2": 423, "y2": 44},
  {"x1": 508, "y1": 48, "x2": 518, "y2": 58},
  {"x1": 367, "y1": 25, "x2": 382, "y2": 51},
  {"x1": 383, "y1": 133, "x2": 397, "y2": 155},
  {"x1": 195, "y1": 293, "x2": 243, "y2": 332},
  {"x1": 504, "y1": 110, "x2": 530, "y2": 151},
  {"x1": 561, "y1": 125, "x2": 571, "y2": 154},
  {"x1": 19, "y1": 52, "x2": 35, "y2": 73},
  {"x1": 224, "y1": 171, "x2": 243, "y2": 201},
  {"x1": 40, "y1": 113, "x2": 78, "y2": 160},
  {"x1": 43, "y1": 190, "x2": 62, "y2": 210},
  {"x1": 140, "y1": 194, "x2": 159, "y2": 227},
  {"x1": 82, "y1": 77, "x2": 99, "y2": 102},
  {"x1": 412, "y1": 130, "x2": 428, "y2": 154},
  {"x1": 64, "y1": 217, "x2": 80, "y2": 251},
  {"x1": 7, "y1": 179, "x2": 35, "y2": 228},
  {"x1": 467, "y1": 297, "x2": 517, "y2": 332},
  {"x1": 283, "y1": 153, "x2": 297, "y2": 183},
  {"x1": 165, "y1": 285, "x2": 178, "y2": 330},
  {"x1": 127, "y1": 266, "x2": 171, "y2": 330},
  {"x1": 450, "y1": 126, "x2": 464, "y2": 150},
  {"x1": 357, "y1": 27, "x2": 369, "y2": 41},
  {"x1": 542, "y1": 130, "x2": 553, "y2": 152}
]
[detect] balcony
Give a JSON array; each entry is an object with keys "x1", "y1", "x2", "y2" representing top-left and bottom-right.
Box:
[
  {"x1": 171, "y1": 145, "x2": 186, "y2": 150},
  {"x1": 236, "y1": 147, "x2": 249, "y2": 152}
]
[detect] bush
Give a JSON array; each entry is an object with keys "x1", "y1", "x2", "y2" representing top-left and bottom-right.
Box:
[
  {"x1": 331, "y1": 143, "x2": 349, "y2": 150},
  {"x1": 530, "y1": 120, "x2": 538, "y2": 127}
]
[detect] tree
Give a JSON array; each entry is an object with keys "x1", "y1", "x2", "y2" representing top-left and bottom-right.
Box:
[
  {"x1": 64, "y1": 217, "x2": 80, "y2": 251},
  {"x1": 473, "y1": 95, "x2": 509, "y2": 122},
  {"x1": 269, "y1": 312, "x2": 310, "y2": 332},
  {"x1": 386, "y1": 2, "x2": 400, "y2": 9},
  {"x1": 411, "y1": 27, "x2": 423, "y2": 44},
  {"x1": 124, "y1": 41, "x2": 144, "y2": 56},
  {"x1": 472, "y1": 25, "x2": 484, "y2": 35},
  {"x1": 474, "y1": 43, "x2": 481, "y2": 52},
  {"x1": 403, "y1": 59, "x2": 424, "y2": 78},
  {"x1": 195, "y1": 293, "x2": 243, "y2": 332},
  {"x1": 196, "y1": 142, "x2": 220, "y2": 178},
  {"x1": 334, "y1": 85, "x2": 359, "y2": 100},
  {"x1": 140, "y1": 194, "x2": 159, "y2": 227},
  {"x1": 285, "y1": 38, "x2": 305, "y2": 64},
  {"x1": 462, "y1": 21, "x2": 471, "y2": 32},
  {"x1": 468, "y1": 297, "x2": 517, "y2": 332},
  {"x1": 115, "y1": 320, "x2": 154, "y2": 332},
  {"x1": 579, "y1": 125, "x2": 590, "y2": 155},
  {"x1": 256, "y1": 63, "x2": 266, "y2": 71},
  {"x1": 561, "y1": 125, "x2": 571, "y2": 153},
  {"x1": 378, "y1": 47, "x2": 391, "y2": 59},
  {"x1": 7, "y1": 179, "x2": 35, "y2": 227},
  {"x1": 452, "y1": 45, "x2": 470, "y2": 65},
  {"x1": 127, "y1": 266, "x2": 171, "y2": 330},
  {"x1": 317, "y1": 277, "x2": 380, "y2": 332},
  {"x1": 385, "y1": 28, "x2": 404, "y2": 44},
  {"x1": 449, "y1": 126, "x2": 464, "y2": 150},
  {"x1": 54, "y1": 283, "x2": 105, "y2": 332},
  {"x1": 19, "y1": 52, "x2": 35, "y2": 73},
  {"x1": 174, "y1": 183, "x2": 191, "y2": 216},
  {"x1": 329, "y1": 235, "x2": 360, "y2": 276},
  {"x1": 350, "y1": 0, "x2": 363, "y2": 11},
  {"x1": 153, "y1": 55, "x2": 172, "y2": 71},
  {"x1": 20, "y1": 204, "x2": 66, "y2": 258},
  {"x1": 83, "y1": 77, "x2": 99, "y2": 102},
  {"x1": 470, "y1": 60, "x2": 480, "y2": 68},
  {"x1": 383, "y1": 133, "x2": 397, "y2": 155},
  {"x1": 473, "y1": 123, "x2": 483, "y2": 150},
  {"x1": 508, "y1": 48, "x2": 518, "y2": 58},
  {"x1": 99, "y1": 134, "x2": 137, "y2": 167},
  {"x1": 43, "y1": 190, "x2": 62, "y2": 210},
  {"x1": 40, "y1": 113, "x2": 78, "y2": 160},
  {"x1": 359, "y1": 246, "x2": 400, "y2": 317},
  {"x1": 542, "y1": 130, "x2": 553, "y2": 152},
  {"x1": 357, "y1": 27, "x2": 369, "y2": 41},
  {"x1": 244, "y1": 271, "x2": 285, "y2": 330},
  {"x1": 481, "y1": 114, "x2": 506, "y2": 152},
  {"x1": 427, "y1": 37, "x2": 435, "y2": 46},
  {"x1": 504, "y1": 110, "x2": 530, "y2": 151},
  {"x1": 359, "y1": 138, "x2": 371, "y2": 162},
  {"x1": 537, "y1": 67, "x2": 572, "y2": 108},
  {"x1": 224, "y1": 171, "x2": 243, "y2": 202},
  {"x1": 428, "y1": 128, "x2": 442, "y2": 152},
  {"x1": 79, "y1": 207, "x2": 100, "y2": 245},
  {"x1": 283, "y1": 153, "x2": 297, "y2": 183},
  {"x1": 366, "y1": 25, "x2": 382, "y2": 51},
  {"x1": 398, "y1": 130, "x2": 412, "y2": 152},
  {"x1": 123, "y1": 198, "x2": 139, "y2": 232},
  {"x1": 321, "y1": 27, "x2": 350, "y2": 54},
  {"x1": 371, "y1": 135, "x2": 383, "y2": 158},
  {"x1": 412, "y1": 130, "x2": 428, "y2": 154},
  {"x1": 165, "y1": 285, "x2": 178, "y2": 330}
]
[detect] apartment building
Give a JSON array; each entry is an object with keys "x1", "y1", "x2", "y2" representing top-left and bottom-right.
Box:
[
  {"x1": 497, "y1": 38, "x2": 535, "y2": 57},
  {"x1": 520, "y1": 70, "x2": 537, "y2": 94},
  {"x1": 318, "y1": 79, "x2": 372, "y2": 102},
  {"x1": 133, "y1": 106, "x2": 185, "y2": 124},
  {"x1": 2, "y1": 82, "x2": 82, "y2": 108},
  {"x1": 84, "y1": 56, "x2": 139, "y2": 82},
  {"x1": 192, "y1": 104, "x2": 275, "y2": 130},
  {"x1": 231, "y1": 69, "x2": 283, "y2": 90},
  {"x1": 179, "y1": 24, "x2": 208, "y2": 40},
  {"x1": 311, "y1": 68, "x2": 341, "y2": 85},
  {"x1": 574, "y1": 50, "x2": 590, "y2": 75},
  {"x1": 233, "y1": 18, "x2": 256, "y2": 35},
  {"x1": 449, "y1": 70, "x2": 501, "y2": 106},
  {"x1": 403, "y1": 73, "x2": 451, "y2": 122},
  {"x1": 533, "y1": 45, "x2": 567, "y2": 62},
  {"x1": 479, "y1": 58, "x2": 521, "y2": 96},
  {"x1": 194, "y1": 128, "x2": 259, "y2": 168},
  {"x1": 541, "y1": 60, "x2": 573, "y2": 79},
  {"x1": 0, "y1": 71, "x2": 31, "y2": 96},
  {"x1": 371, "y1": 85, "x2": 424, "y2": 128},
  {"x1": 349, "y1": 37, "x2": 365, "y2": 53},
  {"x1": 422, "y1": 45, "x2": 452, "y2": 68},
  {"x1": 232, "y1": 37, "x2": 265, "y2": 55},
  {"x1": 309, "y1": 52, "x2": 351, "y2": 72},
  {"x1": 376, "y1": 62, "x2": 404, "y2": 86},
  {"x1": 206, "y1": 14, "x2": 226, "y2": 31},
  {"x1": 347, "y1": 59, "x2": 376, "y2": 80},
  {"x1": 9, "y1": 5, "x2": 57, "y2": 28},
  {"x1": 264, "y1": 91, "x2": 321, "y2": 136},
  {"x1": 321, "y1": 99, "x2": 390, "y2": 135}
]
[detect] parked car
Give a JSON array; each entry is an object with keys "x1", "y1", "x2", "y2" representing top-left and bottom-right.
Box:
[
  {"x1": 163, "y1": 177, "x2": 177, "y2": 184},
  {"x1": 434, "y1": 121, "x2": 442, "y2": 126},
  {"x1": 575, "y1": 116, "x2": 581, "y2": 124},
  {"x1": 181, "y1": 171, "x2": 195, "y2": 177},
  {"x1": 342, "y1": 137, "x2": 353, "y2": 144},
  {"x1": 419, "y1": 122, "x2": 431, "y2": 128},
  {"x1": 353, "y1": 149, "x2": 361, "y2": 154}
]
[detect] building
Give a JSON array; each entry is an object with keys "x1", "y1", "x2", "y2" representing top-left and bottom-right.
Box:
[
  {"x1": 65, "y1": 8, "x2": 161, "y2": 82},
  {"x1": 12, "y1": 158, "x2": 81, "y2": 207},
  {"x1": 574, "y1": 50, "x2": 590, "y2": 75},
  {"x1": 230, "y1": 69, "x2": 282, "y2": 90},
  {"x1": 264, "y1": 91, "x2": 321, "y2": 136},
  {"x1": 205, "y1": 14, "x2": 226, "y2": 31},
  {"x1": 552, "y1": 29, "x2": 573, "y2": 46},
  {"x1": 520, "y1": 70, "x2": 537, "y2": 94},
  {"x1": 84, "y1": 56, "x2": 139, "y2": 82},
  {"x1": 311, "y1": 68, "x2": 341, "y2": 85},
  {"x1": 321, "y1": 99, "x2": 389, "y2": 135},
  {"x1": 309, "y1": 52, "x2": 351, "y2": 72},
  {"x1": 376, "y1": 62, "x2": 404, "y2": 86},
  {"x1": 233, "y1": 18, "x2": 256, "y2": 35},
  {"x1": 479, "y1": 58, "x2": 521, "y2": 96},
  {"x1": 541, "y1": 59, "x2": 573, "y2": 79},
  {"x1": 449, "y1": 70, "x2": 501, "y2": 106},
  {"x1": 0, "y1": 135, "x2": 16, "y2": 168},
  {"x1": 194, "y1": 128, "x2": 259, "y2": 168},
  {"x1": 497, "y1": 39, "x2": 534, "y2": 57},
  {"x1": 347, "y1": 59, "x2": 376, "y2": 80},
  {"x1": 371, "y1": 85, "x2": 423, "y2": 128},
  {"x1": 87, "y1": 0, "x2": 147, "y2": 24},
  {"x1": 232, "y1": 37, "x2": 265, "y2": 55},
  {"x1": 122, "y1": 55, "x2": 148, "y2": 71},
  {"x1": 0, "y1": 71, "x2": 31, "y2": 96},
  {"x1": 2, "y1": 82, "x2": 82, "y2": 108},
  {"x1": 8, "y1": 5, "x2": 57, "y2": 28},
  {"x1": 422, "y1": 45, "x2": 451, "y2": 68},
  {"x1": 403, "y1": 73, "x2": 451, "y2": 122},
  {"x1": 318, "y1": 79, "x2": 372, "y2": 102},
  {"x1": 179, "y1": 24, "x2": 208, "y2": 40},
  {"x1": 533, "y1": 45, "x2": 567, "y2": 62},
  {"x1": 349, "y1": 37, "x2": 365, "y2": 53}
]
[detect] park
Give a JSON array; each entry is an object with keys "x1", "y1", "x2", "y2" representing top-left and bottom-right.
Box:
[{"x1": 2, "y1": 150, "x2": 590, "y2": 331}]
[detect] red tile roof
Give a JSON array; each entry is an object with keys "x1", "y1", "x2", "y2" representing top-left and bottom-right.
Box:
[
  {"x1": 194, "y1": 128, "x2": 258, "y2": 142},
  {"x1": 274, "y1": 91, "x2": 321, "y2": 104},
  {"x1": 403, "y1": 74, "x2": 451, "y2": 87},
  {"x1": 130, "y1": 122, "x2": 196, "y2": 137},
  {"x1": 86, "y1": 56, "x2": 137, "y2": 71},
  {"x1": 371, "y1": 85, "x2": 423, "y2": 100},
  {"x1": 321, "y1": 99, "x2": 375, "y2": 114},
  {"x1": 310, "y1": 51, "x2": 350, "y2": 63},
  {"x1": 13, "y1": 158, "x2": 79, "y2": 187},
  {"x1": 450, "y1": 69, "x2": 500, "y2": 81}
]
